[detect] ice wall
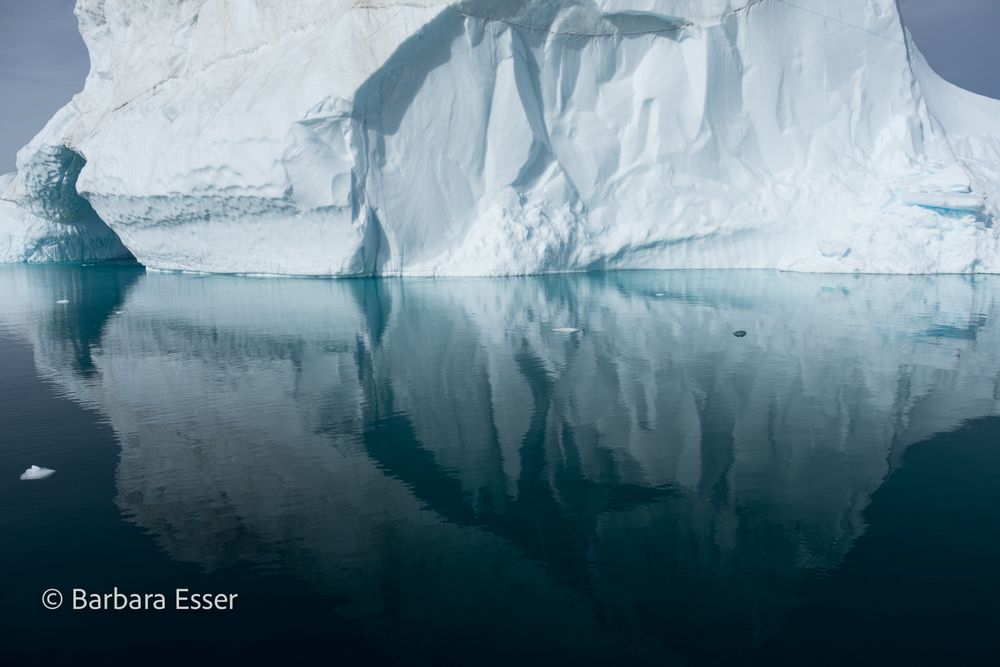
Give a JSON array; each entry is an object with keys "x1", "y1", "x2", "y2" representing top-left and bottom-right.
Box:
[{"x1": 2, "y1": 0, "x2": 1000, "y2": 274}]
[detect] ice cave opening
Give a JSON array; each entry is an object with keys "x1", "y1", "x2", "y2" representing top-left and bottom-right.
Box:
[{"x1": 8, "y1": 144, "x2": 134, "y2": 262}]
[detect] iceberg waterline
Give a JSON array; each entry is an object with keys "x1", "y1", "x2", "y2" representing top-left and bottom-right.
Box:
[{"x1": 2, "y1": 0, "x2": 1000, "y2": 276}]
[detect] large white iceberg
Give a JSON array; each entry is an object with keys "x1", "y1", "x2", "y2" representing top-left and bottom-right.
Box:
[{"x1": 2, "y1": 0, "x2": 999, "y2": 275}]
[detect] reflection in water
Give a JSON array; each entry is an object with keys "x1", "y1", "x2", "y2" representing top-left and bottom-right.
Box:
[{"x1": 2, "y1": 265, "x2": 999, "y2": 663}]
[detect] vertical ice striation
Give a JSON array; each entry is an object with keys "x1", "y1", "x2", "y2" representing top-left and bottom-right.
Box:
[{"x1": 1, "y1": 0, "x2": 1000, "y2": 274}]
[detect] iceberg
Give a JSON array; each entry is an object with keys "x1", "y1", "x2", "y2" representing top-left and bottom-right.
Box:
[
  {"x1": 1, "y1": 0, "x2": 999, "y2": 275},
  {"x1": 20, "y1": 465, "x2": 56, "y2": 481}
]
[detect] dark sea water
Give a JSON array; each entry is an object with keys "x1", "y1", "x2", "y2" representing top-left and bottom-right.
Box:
[{"x1": 1, "y1": 262, "x2": 999, "y2": 665}]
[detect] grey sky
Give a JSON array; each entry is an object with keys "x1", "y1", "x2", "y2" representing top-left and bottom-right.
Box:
[
  {"x1": 0, "y1": 0, "x2": 998, "y2": 172},
  {"x1": 898, "y1": 0, "x2": 1000, "y2": 101},
  {"x1": 0, "y1": 0, "x2": 87, "y2": 172}
]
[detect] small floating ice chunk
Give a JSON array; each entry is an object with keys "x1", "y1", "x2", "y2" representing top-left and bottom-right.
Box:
[
  {"x1": 733, "y1": 330, "x2": 748, "y2": 338},
  {"x1": 20, "y1": 465, "x2": 56, "y2": 481},
  {"x1": 552, "y1": 327, "x2": 580, "y2": 334},
  {"x1": 55, "y1": 299, "x2": 69, "y2": 305},
  {"x1": 654, "y1": 293, "x2": 666, "y2": 297}
]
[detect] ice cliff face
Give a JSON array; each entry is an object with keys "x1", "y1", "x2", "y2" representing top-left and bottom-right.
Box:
[{"x1": 2, "y1": 0, "x2": 1000, "y2": 275}]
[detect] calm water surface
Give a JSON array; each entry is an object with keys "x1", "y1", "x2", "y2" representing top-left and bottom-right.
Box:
[{"x1": 1, "y1": 263, "x2": 999, "y2": 665}]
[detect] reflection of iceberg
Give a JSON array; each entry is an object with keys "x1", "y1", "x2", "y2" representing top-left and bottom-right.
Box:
[
  {"x1": 2, "y1": 265, "x2": 1000, "y2": 659},
  {"x1": 0, "y1": 263, "x2": 142, "y2": 406}
]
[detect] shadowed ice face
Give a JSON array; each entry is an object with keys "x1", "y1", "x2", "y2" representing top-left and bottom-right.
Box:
[{"x1": 455, "y1": 0, "x2": 761, "y2": 34}]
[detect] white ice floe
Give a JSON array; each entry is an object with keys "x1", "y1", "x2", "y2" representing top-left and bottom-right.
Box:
[
  {"x1": 20, "y1": 465, "x2": 56, "y2": 481},
  {"x1": 55, "y1": 299, "x2": 69, "y2": 304},
  {"x1": 1, "y1": 0, "x2": 1000, "y2": 274},
  {"x1": 552, "y1": 327, "x2": 580, "y2": 334}
]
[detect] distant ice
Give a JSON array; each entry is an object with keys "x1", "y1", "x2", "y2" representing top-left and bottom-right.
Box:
[
  {"x1": 20, "y1": 465, "x2": 56, "y2": 481},
  {"x1": 55, "y1": 299, "x2": 69, "y2": 304},
  {"x1": 553, "y1": 327, "x2": 580, "y2": 334}
]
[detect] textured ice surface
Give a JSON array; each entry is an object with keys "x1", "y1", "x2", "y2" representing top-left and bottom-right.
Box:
[
  {"x1": 20, "y1": 465, "x2": 56, "y2": 481},
  {"x1": 2, "y1": 0, "x2": 1000, "y2": 274}
]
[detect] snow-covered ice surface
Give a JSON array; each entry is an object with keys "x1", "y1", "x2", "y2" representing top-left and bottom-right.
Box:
[
  {"x1": 19, "y1": 465, "x2": 56, "y2": 481},
  {"x1": 2, "y1": 0, "x2": 1000, "y2": 275}
]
